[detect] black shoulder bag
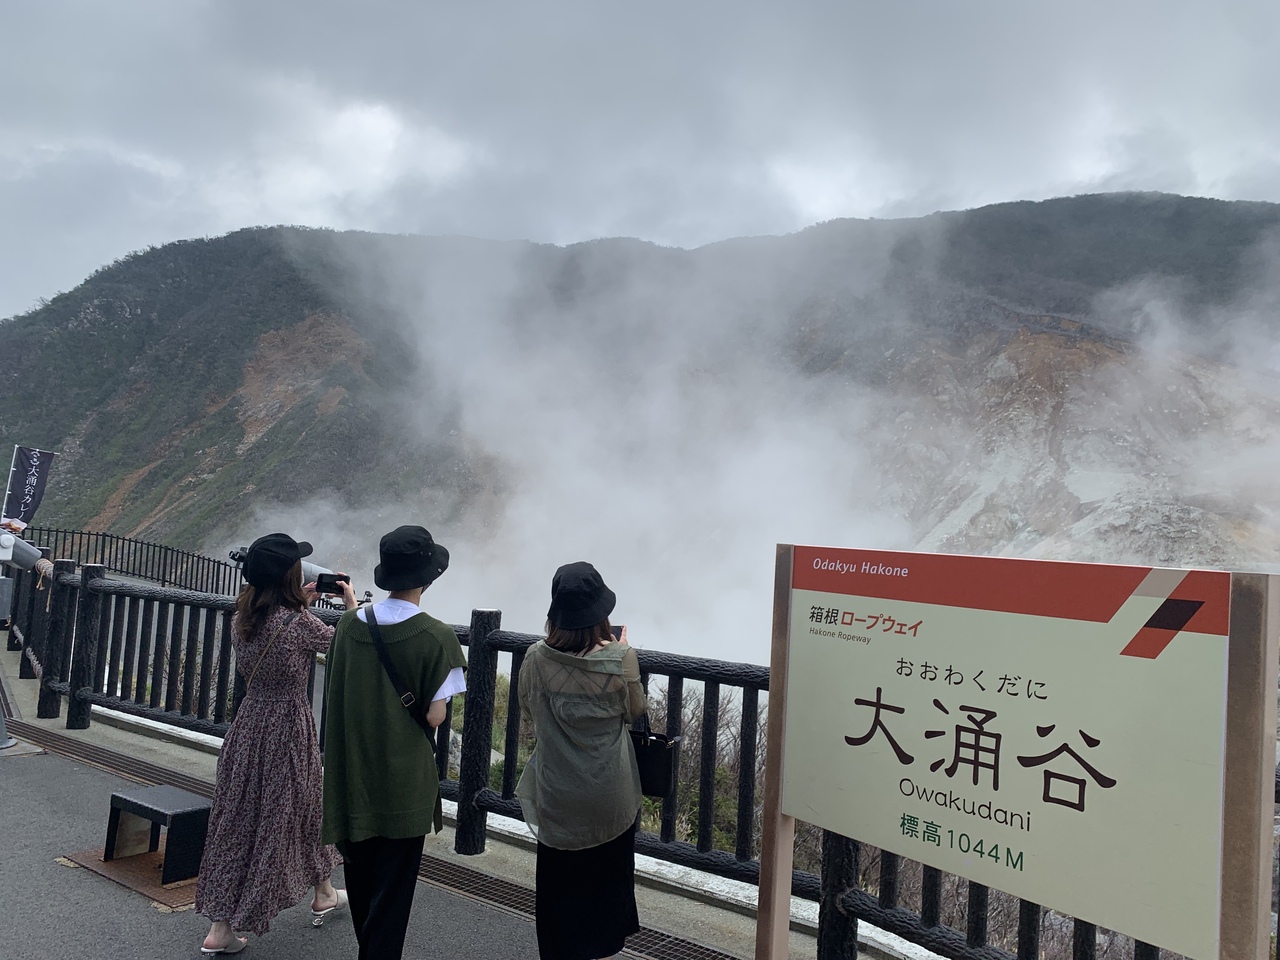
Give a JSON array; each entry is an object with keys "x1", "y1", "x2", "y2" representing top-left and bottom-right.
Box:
[
  {"x1": 365, "y1": 606, "x2": 437, "y2": 758},
  {"x1": 630, "y1": 714, "x2": 680, "y2": 799}
]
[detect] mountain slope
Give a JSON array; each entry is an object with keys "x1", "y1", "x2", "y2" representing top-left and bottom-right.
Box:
[
  {"x1": 3, "y1": 192, "x2": 1279, "y2": 590},
  {"x1": 0, "y1": 228, "x2": 491, "y2": 545}
]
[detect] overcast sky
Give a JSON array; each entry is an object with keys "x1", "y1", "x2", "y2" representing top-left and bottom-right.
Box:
[{"x1": 3, "y1": 0, "x2": 1279, "y2": 320}]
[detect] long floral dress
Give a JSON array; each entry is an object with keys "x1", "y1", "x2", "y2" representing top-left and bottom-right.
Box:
[{"x1": 195, "y1": 606, "x2": 340, "y2": 935}]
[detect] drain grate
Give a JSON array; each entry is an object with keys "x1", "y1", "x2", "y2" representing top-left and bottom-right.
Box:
[
  {"x1": 628, "y1": 928, "x2": 749, "y2": 960},
  {"x1": 419, "y1": 854, "x2": 537, "y2": 916},
  {"x1": 417, "y1": 853, "x2": 746, "y2": 960},
  {"x1": 4, "y1": 717, "x2": 747, "y2": 960},
  {"x1": 5, "y1": 718, "x2": 215, "y2": 797}
]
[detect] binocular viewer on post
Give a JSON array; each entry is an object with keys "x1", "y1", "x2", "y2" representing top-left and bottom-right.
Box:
[
  {"x1": 227, "y1": 546, "x2": 333, "y2": 586},
  {"x1": 228, "y1": 547, "x2": 362, "y2": 601}
]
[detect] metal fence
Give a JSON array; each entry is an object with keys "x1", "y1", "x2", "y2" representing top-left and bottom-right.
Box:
[
  {"x1": 2, "y1": 555, "x2": 1200, "y2": 960},
  {"x1": 23, "y1": 527, "x2": 242, "y2": 595}
]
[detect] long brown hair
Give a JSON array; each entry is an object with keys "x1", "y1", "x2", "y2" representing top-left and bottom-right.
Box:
[
  {"x1": 235, "y1": 560, "x2": 308, "y2": 639},
  {"x1": 545, "y1": 617, "x2": 613, "y2": 655}
]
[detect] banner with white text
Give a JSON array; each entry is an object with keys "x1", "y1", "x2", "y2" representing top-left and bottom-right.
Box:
[
  {"x1": 1, "y1": 446, "x2": 58, "y2": 532},
  {"x1": 781, "y1": 546, "x2": 1230, "y2": 959}
]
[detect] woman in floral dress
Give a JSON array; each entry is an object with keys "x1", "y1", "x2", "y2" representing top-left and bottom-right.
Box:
[{"x1": 195, "y1": 532, "x2": 358, "y2": 954}]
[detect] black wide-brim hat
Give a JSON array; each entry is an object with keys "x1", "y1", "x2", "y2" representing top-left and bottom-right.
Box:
[
  {"x1": 244, "y1": 532, "x2": 313, "y2": 588},
  {"x1": 547, "y1": 561, "x2": 616, "y2": 630},
  {"x1": 375, "y1": 524, "x2": 449, "y2": 591}
]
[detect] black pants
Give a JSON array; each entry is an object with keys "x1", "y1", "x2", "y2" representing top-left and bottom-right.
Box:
[{"x1": 336, "y1": 834, "x2": 426, "y2": 960}]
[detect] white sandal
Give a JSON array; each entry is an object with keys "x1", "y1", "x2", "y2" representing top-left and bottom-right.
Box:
[
  {"x1": 311, "y1": 888, "x2": 349, "y2": 927},
  {"x1": 200, "y1": 935, "x2": 248, "y2": 955}
]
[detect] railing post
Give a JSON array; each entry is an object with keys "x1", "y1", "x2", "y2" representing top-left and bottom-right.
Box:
[
  {"x1": 966, "y1": 882, "x2": 989, "y2": 948},
  {"x1": 818, "y1": 830, "x2": 859, "y2": 960},
  {"x1": 8, "y1": 565, "x2": 27, "y2": 647},
  {"x1": 5, "y1": 565, "x2": 23, "y2": 652},
  {"x1": 455, "y1": 608, "x2": 502, "y2": 856},
  {"x1": 1017, "y1": 900, "x2": 1041, "y2": 960},
  {"x1": 67, "y1": 564, "x2": 107, "y2": 729},
  {"x1": 37, "y1": 559, "x2": 76, "y2": 718},
  {"x1": 20, "y1": 547, "x2": 52, "y2": 681},
  {"x1": 697, "y1": 680, "x2": 721, "y2": 853},
  {"x1": 15, "y1": 563, "x2": 35, "y2": 677},
  {"x1": 1072, "y1": 920, "x2": 1097, "y2": 960},
  {"x1": 735, "y1": 685, "x2": 758, "y2": 861},
  {"x1": 660, "y1": 675, "x2": 683, "y2": 843}
]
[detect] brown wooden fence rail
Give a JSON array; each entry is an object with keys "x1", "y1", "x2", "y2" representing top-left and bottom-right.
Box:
[{"x1": 4, "y1": 553, "x2": 1184, "y2": 960}]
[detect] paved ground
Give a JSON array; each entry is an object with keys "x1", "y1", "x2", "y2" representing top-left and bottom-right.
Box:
[
  {"x1": 0, "y1": 748, "x2": 545, "y2": 960},
  {"x1": 0, "y1": 639, "x2": 827, "y2": 960}
]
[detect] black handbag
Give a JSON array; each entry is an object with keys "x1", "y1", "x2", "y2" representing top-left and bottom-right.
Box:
[{"x1": 630, "y1": 714, "x2": 680, "y2": 799}]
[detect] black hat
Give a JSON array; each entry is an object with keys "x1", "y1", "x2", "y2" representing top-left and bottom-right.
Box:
[
  {"x1": 547, "y1": 561, "x2": 616, "y2": 630},
  {"x1": 375, "y1": 525, "x2": 449, "y2": 591},
  {"x1": 243, "y1": 532, "x2": 312, "y2": 588}
]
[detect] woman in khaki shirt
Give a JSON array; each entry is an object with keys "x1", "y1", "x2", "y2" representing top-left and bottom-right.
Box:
[{"x1": 516, "y1": 561, "x2": 646, "y2": 960}]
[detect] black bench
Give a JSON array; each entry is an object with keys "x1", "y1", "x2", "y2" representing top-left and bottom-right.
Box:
[{"x1": 104, "y1": 784, "x2": 211, "y2": 885}]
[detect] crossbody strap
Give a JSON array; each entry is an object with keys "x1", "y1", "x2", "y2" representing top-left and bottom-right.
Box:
[
  {"x1": 366, "y1": 606, "x2": 438, "y2": 750},
  {"x1": 245, "y1": 611, "x2": 301, "y2": 689}
]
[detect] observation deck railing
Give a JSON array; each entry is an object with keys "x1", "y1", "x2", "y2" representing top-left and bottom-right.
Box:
[
  {"x1": 23, "y1": 526, "x2": 242, "y2": 595},
  {"x1": 0, "y1": 547, "x2": 1221, "y2": 960}
]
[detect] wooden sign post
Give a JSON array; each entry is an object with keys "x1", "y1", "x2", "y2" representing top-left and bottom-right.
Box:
[{"x1": 756, "y1": 544, "x2": 1277, "y2": 960}]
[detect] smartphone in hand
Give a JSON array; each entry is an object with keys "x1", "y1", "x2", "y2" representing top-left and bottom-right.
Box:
[{"x1": 314, "y1": 573, "x2": 349, "y2": 595}]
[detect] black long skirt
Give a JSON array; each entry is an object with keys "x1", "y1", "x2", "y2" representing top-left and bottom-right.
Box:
[{"x1": 535, "y1": 824, "x2": 640, "y2": 960}]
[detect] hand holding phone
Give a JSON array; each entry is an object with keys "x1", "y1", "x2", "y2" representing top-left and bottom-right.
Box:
[
  {"x1": 610, "y1": 624, "x2": 628, "y2": 644},
  {"x1": 314, "y1": 572, "x2": 350, "y2": 595}
]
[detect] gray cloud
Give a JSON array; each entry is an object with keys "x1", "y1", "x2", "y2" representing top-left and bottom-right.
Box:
[{"x1": 3, "y1": 0, "x2": 1280, "y2": 318}]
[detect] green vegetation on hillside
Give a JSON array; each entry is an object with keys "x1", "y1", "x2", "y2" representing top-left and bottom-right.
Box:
[{"x1": 3, "y1": 193, "x2": 1277, "y2": 548}]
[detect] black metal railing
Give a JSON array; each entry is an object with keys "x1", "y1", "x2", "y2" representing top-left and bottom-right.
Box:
[
  {"x1": 0, "y1": 553, "x2": 1201, "y2": 960},
  {"x1": 23, "y1": 527, "x2": 242, "y2": 595},
  {"x1": 452, "y1": 623, "x2": 771, "y2": 884},
  {"x1": 5, "y1": 559, "x2": 461, "y2": 788}
]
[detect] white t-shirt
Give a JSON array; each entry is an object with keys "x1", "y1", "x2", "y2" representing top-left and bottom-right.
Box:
[{"x1": 357, "y1": 598, "x2": 467, "y2": 702}]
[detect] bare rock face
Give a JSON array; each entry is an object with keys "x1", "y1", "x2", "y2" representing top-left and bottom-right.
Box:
[{"x1": 873, "y1": 317, "x2": 1280, "y2": 570}]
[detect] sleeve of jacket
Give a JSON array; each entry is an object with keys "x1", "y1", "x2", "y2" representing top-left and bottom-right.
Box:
[{"x1": 622, "y1": 646, "x2": 646, "y2": 722}]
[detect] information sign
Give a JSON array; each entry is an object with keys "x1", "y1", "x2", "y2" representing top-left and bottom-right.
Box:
[{"x1": 755, "y1": 545, "x2": 1277, "y2": 960}]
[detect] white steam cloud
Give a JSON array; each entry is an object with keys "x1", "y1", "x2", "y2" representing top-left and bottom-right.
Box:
[{"x1": 223, "y1": 220, "x2": 1280, "y2": 666}]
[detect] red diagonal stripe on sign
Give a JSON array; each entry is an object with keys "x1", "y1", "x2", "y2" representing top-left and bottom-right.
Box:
[
  {"x1": 1119, "y1": 571, "x2": 1229, "y2": 659},
  {"x1": 1120, "y1": 625, "x2": 1179, "y2": 659},
  {"x1": 1169, "y1": 571, "x2": 1230, "y2": 636}
]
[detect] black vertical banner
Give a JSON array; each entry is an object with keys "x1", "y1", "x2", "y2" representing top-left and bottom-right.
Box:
[{"x1": 2, "y1": 446, "x2": 58, "y2": 531}]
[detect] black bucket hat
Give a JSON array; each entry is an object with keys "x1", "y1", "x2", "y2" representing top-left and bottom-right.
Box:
[
  {"x1": 547, "y1": 561, "x2": 616, "y2": 630},
  {"x1": 375, "y1": 525, "x2": 449, "y2": 591},
  {"x1": 243, "y1": 532, "x2": 312, "y2": 588}
]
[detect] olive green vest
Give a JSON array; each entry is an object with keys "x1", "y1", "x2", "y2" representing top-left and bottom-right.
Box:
[{"x1": 322, "y1": 608, "x2": 467, "y2": 844}]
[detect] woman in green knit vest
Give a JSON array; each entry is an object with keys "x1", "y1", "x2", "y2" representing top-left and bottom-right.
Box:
[{"x1": 322, "y1": 525, "x2": 467, "y2": 960}]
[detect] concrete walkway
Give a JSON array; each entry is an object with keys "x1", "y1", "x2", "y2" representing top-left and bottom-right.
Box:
[
  {"x1": 0, "y1": 641, "x2": 832, "y2": 960},
  {"x1": 1, "y1": 747, "x2": 548, "y2": 960}
]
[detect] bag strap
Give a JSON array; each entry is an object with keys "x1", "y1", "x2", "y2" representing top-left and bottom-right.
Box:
[
  {"x1": 245, "y1": 612, "x2": 301, "y2": 689},
  {"x1": 366, "y1": 606, "x2": 438, "y2": 749},
  {"x1": 633, "y1": 711, "x2": 652, "y2": 737}
]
